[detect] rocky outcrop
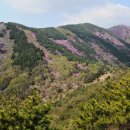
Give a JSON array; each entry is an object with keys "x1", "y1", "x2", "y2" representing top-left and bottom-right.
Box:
[{"x1": 109, "y1": 25, "x2": 130, "y2": 44}]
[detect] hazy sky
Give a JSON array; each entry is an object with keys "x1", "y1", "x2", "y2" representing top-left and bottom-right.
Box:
[{"x1": 0, "y1": 0, "x2": 130, "y2": 28}]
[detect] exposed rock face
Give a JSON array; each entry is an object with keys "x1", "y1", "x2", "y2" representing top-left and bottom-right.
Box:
[
  {"x1": 109, "y1": 25, "x2": 130, "y2": 44},
  {"x1": 0, "y1": 30, "x2": 14, "y2": 66},
  {"x1": 94, "y1": 31, "x2": 125, "y2": 47},
  {"x1": 91, "y1": 42, "x2": 120, "y2": 65},
  {"x1": 53, "y1": 39, "x2": 84, "y2": 56}
]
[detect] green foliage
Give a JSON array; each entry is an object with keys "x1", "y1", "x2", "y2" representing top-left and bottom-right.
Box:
[
  {"x1": 5, "y1": 72, "x2": 29, "y2": 98},
  {"x1": 6, "y1": 23, "x2": 44, "y2": 70},
  {"x1": 71, "y1": 41, "x2": 95, "y2": 56},
  {"x1": 85, "y1": 65, "x2": 106, "y2": 83},
  {"x1": 76, "y1": 72, "x2": 130, "y2": 130},
  {"x1": 61, "y1": 24, "x2": 130, "y2": 65},
  {"x1": 49, "y1": 81, "x2": 105, "y2": 130},
  {"x1": 0, "y1": 59, "x2": 31, "y2": 99},
  {"x1": 34, "y1": 29, "x2": 95, "y2": 63},
  {"x1": 49, "y1": 56, "x2": 75, "y2": 79},
  {"x1": 0, "y1": 59, "x2": 17, "y2": 90},
  {"x1": 0, "y1": 90, "x2": 51, "y2": 130},
  {"x1": 6, "y1": 22, "x2": 20, "y2": 39},
  {"x1": 49, "y1": 66, "x2": 113, "y2": 130},
  {"x1": 40, "y1": 27, "x2": 67, "y2": 40}
]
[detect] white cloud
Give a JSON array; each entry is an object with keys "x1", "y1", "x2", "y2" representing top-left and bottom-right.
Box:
[
  {"x1": 5, "y1": 0, "x2": 112, "y2": 14},
  {"x1": 62, "y1": 4, "x2": 130, "y2": 28},
  {"x1": 6, "y1": 0, "x2": 50, "y2": 14},
  {"x1": 4, "y1": 0, "x2": 130, "y2": 27}
]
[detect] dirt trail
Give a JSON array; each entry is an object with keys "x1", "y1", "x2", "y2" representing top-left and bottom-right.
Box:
[
  {"x1": 90, "y1": 72, "x2": 112, "y2": 85},
  {"x1": 98, "y1": 72, "x2": 111, "y2": 81}
]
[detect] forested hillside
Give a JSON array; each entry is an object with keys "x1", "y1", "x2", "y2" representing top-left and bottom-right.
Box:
[{"x1": 0, "y1": 22, "x2": 130, "y2": 130}]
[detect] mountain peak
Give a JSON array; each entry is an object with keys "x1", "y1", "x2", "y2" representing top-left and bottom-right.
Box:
[{"x1": 109, "y1": 24, "x2": 130, "y2": 44}]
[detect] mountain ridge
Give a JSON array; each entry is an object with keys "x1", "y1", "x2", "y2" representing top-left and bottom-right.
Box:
[
  {"x1": 109, "y1": 24, "x2": 130, "y2": 44},
  {"x1": 1, "y1": 22, "x2": 130, "y2": 68}
]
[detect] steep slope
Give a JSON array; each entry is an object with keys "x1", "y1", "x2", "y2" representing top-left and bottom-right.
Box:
[
  {"x1": 60, "y1": 23, "x2": 130, "y2": 66},
  {"x1": 1, "y1": 22, "x2": 130, "y2": 100},
  {"x1": 0, "y1": 22, "x2": 108, "y2": 101},
  {"x1": 49, "y1": 69, "x2": 130, "y2": 130},
  {"x1": 0, "y1": 23, "x2": 14, "y2": 66},
  {"x1": 109, "y1": 25, "x2": 130, "y2": 44},
  {"x1": 5, "y1": 22, "x2": 130, "y2": 67}
]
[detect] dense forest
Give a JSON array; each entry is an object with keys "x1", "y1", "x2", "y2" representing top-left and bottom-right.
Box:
[{"x1": 7, "y1": 23, "x2": 44, "y2": 70}]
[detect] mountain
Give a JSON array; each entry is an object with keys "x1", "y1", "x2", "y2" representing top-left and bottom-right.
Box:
[
  {"x1": 0, "y1": 22, "x2": 130, "y2": 130},
  {"x1": 109, "y1": 25, "x2": 130, "y2": 44},
  {"x1": 2, "y1": 22, "x2": 130, "y2": 68}
]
